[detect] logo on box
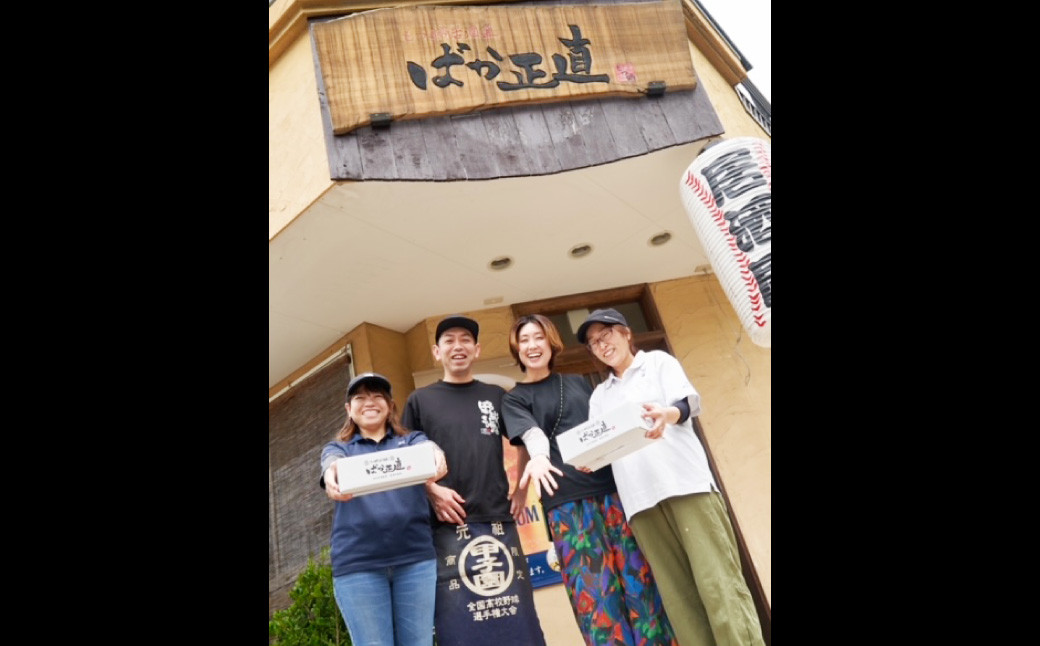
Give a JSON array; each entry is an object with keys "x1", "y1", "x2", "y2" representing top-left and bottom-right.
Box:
[
  {"x1": 576, "y1": 420, "x2": 610, "y2": 444},
  {"x1": 363, "y1": 456, "x2": 411, "y2": 476}
]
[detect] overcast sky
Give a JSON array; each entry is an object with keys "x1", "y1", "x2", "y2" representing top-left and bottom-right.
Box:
[{"x1": 696, "y1": 0, "x2": 771, "y2": 104}]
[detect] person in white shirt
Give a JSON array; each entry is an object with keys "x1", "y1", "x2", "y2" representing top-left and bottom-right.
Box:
[{"x1": 577, "y1": 308, "x2": 765, "y2": 646}]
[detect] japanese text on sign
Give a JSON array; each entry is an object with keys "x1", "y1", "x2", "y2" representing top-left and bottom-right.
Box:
[{"x1": 407, "y1": 25, "x2": 610, "y2": 92}]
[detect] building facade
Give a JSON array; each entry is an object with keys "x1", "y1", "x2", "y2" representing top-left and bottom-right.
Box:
[{"x1": 270, "y1": 1, "x2": 770, "y2": 643}]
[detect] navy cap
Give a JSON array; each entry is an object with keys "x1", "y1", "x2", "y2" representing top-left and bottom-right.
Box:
[
  {"x1": 346, "y1": 372, "x2": 391, "y2": 398},
  {"x1": 435, "y1": 315, "x2": 479, "y2": 343},
  {"x1": 576, "y1": 308, "x2": 629, "y2": 344}
]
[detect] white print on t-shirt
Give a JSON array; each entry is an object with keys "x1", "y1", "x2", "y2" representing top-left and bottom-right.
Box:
[{"x1": 478, "y1": 400, "x2": 501, "y2": 436}]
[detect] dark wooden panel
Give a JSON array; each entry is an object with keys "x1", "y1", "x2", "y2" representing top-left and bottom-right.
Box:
[
  {"x1": 598, "y1": 95, "x2": 655, "y2": 159},
  {"x1": 631, "y1": 93, "x2": 674, "y2": 151},
  {"x1": 480, "y1": 109, "x2": 533, "y2": 177},
  {"x1": 419, "y1": 116, "x2": 465, "y2": 180},
  {"x1": 511, "y1": 104, "x2": 564, "y2": 174},
  {"x1": 450, "y1": 112, "x2": 503, "y2": 179},
  {"x1": 323, "y1": 123, "x2": 365, "y2": 179},
  {"x1": 568, "y1": 100, "x2": 620, "y2": 167},
  {"x1": 542, "y1": 103, "x2": 592, "y2": 170},
  {"x1": 660, "y1": 73, "x2": 725, "y2": 142},
  {"x1": 356, "y1": 126, "x2": 400, "y2": 176},
  {"x1": 388, "y1": 119, "x2": 434, "y2": 180}
]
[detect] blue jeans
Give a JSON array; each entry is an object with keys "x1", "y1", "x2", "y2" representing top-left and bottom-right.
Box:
[{"x1": 333, "y1": 558, "x2": 437, "y2": 646}]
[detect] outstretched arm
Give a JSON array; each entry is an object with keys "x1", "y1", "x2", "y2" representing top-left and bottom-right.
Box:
[
  {"x1": 517, "y1": 427, "x2": 563, "y2": 499},
  {"x1": 322, "y1": 462, "x2": 356, "y2": 502}
]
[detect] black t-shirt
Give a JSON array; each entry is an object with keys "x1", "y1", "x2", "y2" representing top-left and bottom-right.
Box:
[
  {"x1": 402, "y1": 379, "x2": 516, "y2": 525},
  {"x1": 501, "y1": 372, "x2": 618, "y2": 511}
]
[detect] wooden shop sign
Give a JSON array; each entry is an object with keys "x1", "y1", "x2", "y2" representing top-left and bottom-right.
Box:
[{"x1": 312, "y1": 0, "x2": 697, "y2": 135}]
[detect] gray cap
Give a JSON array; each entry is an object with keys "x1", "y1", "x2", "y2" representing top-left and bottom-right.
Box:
[
  {"x1": 576, "y1": 308, "x2": 628, "y2": 344},
  {"x1": 346, "y1": 372, "x2": 391, "y2": 398}
]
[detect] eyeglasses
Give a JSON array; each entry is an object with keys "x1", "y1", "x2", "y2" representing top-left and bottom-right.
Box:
[{"x1": 586, "y1": 326, "x2": 615, "y2": 349}]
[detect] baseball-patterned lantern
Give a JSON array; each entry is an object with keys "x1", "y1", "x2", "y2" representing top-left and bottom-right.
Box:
[{"x1": 679, "y1": 137, "x2": 771, "y2": 348}]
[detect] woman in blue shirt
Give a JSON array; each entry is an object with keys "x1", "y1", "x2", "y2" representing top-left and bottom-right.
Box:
[{"x1": 319, "y1": 372, "x2": 447, "y2": 646}]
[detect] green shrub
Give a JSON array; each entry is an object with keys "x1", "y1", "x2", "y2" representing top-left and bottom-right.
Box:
[{"x1": 269, "y1": 546, "x2": 350, "y2": 645}]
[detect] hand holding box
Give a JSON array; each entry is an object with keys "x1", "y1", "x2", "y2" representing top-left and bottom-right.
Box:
[
  {"x1": 557, "y1": 402, "x2": 655, "y2": 471},
  {"x1": 336, "y1": 442, "x2": 439, "y2": 496}
]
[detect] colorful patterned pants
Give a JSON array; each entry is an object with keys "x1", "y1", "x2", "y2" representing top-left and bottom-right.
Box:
[{"x1": 547, "y1": 492, "x2": 679, "y2": 646}]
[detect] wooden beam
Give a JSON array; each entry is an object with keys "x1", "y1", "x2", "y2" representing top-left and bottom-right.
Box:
[{"x1": 680, "y1": 0, "x2": 746, "y2": 86}]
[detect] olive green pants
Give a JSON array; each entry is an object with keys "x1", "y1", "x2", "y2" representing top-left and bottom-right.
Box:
[{"x1": 628, "y1": 492, "x2": 765, "y2": 646}]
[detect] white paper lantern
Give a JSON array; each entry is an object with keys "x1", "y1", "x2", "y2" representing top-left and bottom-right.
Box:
[{"x1": 679, "y1": 137, "x2": 771, "y2": 347}]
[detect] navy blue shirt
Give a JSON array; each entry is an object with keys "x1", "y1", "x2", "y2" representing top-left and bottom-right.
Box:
[{"x1": 319, "y1": 430, "x2": 436, "y2": 577}]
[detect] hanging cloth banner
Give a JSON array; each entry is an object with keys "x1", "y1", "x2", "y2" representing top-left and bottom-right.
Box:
[{"x1": 679, "y1": 137, "x2": 771, "y2": 347}]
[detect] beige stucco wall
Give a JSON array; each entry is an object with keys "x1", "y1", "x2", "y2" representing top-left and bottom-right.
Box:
[
  {"x1": 270, "y1": 33, "x2": 337, "y2": 239},
  {"x1": 652, "y1": 274, "x2": 771, "y2": 603}
]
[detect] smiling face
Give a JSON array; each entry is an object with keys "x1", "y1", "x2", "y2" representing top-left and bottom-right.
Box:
[
  {"x1": 584, "y1": 322, "x2": 634, "y2": 373},
  {"x1": 433, "y1": 327, "x2": 481, "y2": 382},
  {"x1": 508, "y1": 314, "x2": 565, "y2": 381},
  {"x1": 516, "y1": 321, "x2": 551, "y2": 376},
  {"x1": 346, "y1": 386, "x2": 391, "y2": 436}
]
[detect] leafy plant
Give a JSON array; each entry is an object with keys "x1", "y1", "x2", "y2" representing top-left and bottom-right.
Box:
[{"x1": 269, "y1": 546, "x2": 350, "y2": 645}]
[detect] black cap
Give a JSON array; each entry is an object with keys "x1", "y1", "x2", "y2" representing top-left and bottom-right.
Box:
[
  {"x1": 576, "y1": 308, "x2": 629, "y2": 344},
  {"x1": 346, "y1": 372, "x2": 392, "y2": 398},
  {"x1": 435, "y1": 315, "x2": 479, "y2": 343}
]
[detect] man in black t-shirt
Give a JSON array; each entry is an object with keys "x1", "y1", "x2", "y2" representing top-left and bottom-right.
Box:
[{"x1": 402, "y1": 314, "x2": 547, "y2": 646}]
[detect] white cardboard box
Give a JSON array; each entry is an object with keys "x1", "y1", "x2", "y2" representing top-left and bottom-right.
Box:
[
  {"x1": 336, "y1": 442, "x2": 438, "y2": 496},
  {"x1": 557, "y1": 401, "x2": 655, "y2": 471}
]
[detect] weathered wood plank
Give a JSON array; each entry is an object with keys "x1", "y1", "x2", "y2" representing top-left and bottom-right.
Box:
[
  {"x1": 480, "y1": 109, "x2": 532, "y2": 176},
  {"x1": 542, "y1": 103, "x2": 591, "y2": 170},
  {"x1": 660, "y1": 75, "x2": 725, "y2": 142},
  {"x1": 356, "y1": 126, "x2": 399, "y2": 177},
  {"x1": 511, "y1": 104, "x2": 563, "y2": 175},
  {"x1": 632, "y1": 94, "x2": 674, "y2": 151},
  {"x1": 387, "y1": 119, "x2": 433, "y2": 180},
  {"x1": 419, "y1": 116, "x2": 465, "y2": 180},
  {"x1": 569, "y1": 100, "x2": 621, "y2": 167},
  {"x1": 449, "y1": 112, "x2": 502, "y2": 179},
  {"x1": 598, "y1": 95, "x2": 655, "y2": 159}
]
